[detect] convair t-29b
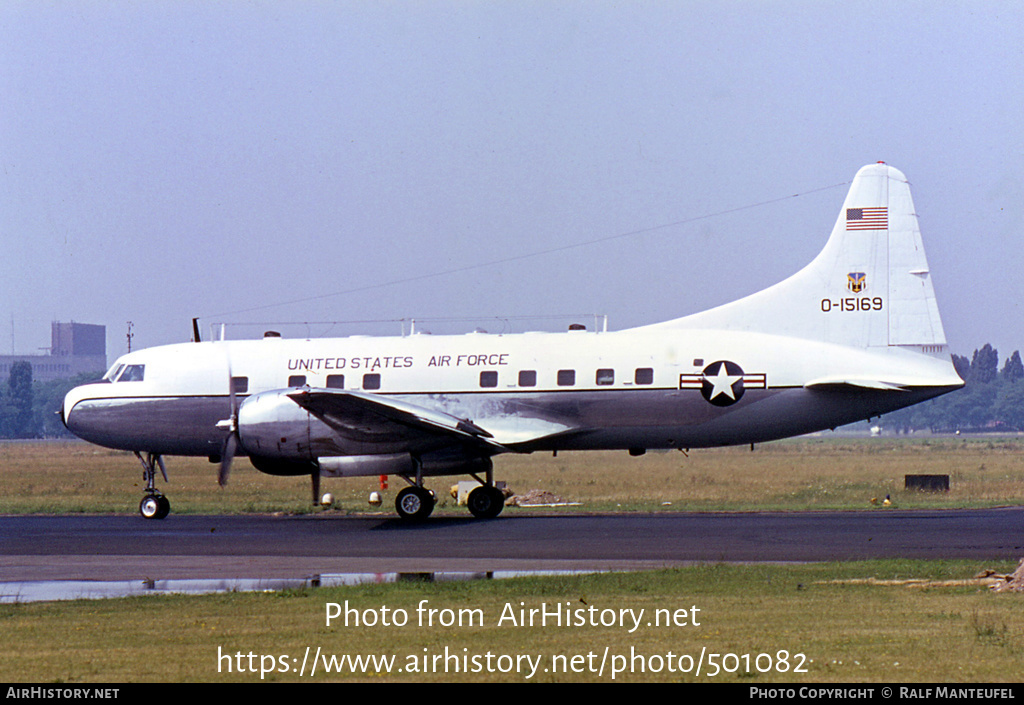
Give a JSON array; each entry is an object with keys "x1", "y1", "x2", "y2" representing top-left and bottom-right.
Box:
[{"x1": 62, "y1": 163, "x2": 963, "y2": 520}]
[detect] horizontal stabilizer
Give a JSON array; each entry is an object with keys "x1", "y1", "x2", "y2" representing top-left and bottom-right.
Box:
[{"x1": 803, "y1": 377, "x2": 910, "y2": 392}]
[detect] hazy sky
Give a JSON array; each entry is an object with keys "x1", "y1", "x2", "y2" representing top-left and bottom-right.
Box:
[{"x1": 3, "y1": 1, "x2": 1023, "y2": 363}]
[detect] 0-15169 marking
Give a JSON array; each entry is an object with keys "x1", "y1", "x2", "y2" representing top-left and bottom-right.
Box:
[{"x1": 820, "y1": 297, "x2": 883, "y2": 313}]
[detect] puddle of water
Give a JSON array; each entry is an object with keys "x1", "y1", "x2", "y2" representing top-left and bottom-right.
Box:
[{"x1": 0, "y1": 571, "x2": 597, "y2": 603}]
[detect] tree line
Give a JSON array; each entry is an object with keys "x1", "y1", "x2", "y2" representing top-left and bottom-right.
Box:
[
  {"x1": 0, "y1": 362, "x2": 100, "y2": 439},
  {"x1": 881, "y1": 344, "x2": 1024, "y2": 433},
  {"x1": 1, "y1": 345, "x2": 1022, "y2": 439}
]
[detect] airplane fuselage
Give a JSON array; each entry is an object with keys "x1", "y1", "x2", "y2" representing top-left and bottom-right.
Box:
[{"x1": 63, "y1": 326, "x2": 958, "y2": 464}]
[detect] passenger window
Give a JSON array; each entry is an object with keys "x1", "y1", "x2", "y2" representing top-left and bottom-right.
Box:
[
  {"x1": 288, "y1": 375, "x2": 306, "y2": 387},
  {"x1": 518, "y1": 370, "x2": 537, "y2": 387},
  {"x1": 596, "y1": 369, "x2": 614, "y2": 385},
  {"x1": 326, "y1": 374, "x2": 345, "y2": 389},
  {"x1": 231, "y1": 376, "x2": 248, "y2": 394},
  {"x1": 363, "y1": 373, "x2": 381, "y2": 390},
  {"x1": 557, "y1": 369, "x2": 575, "y2": 386},
  {"x1": 480, "y1": 371, "x2": 498, "y2": 388},
  {"x1": 635, "y1": 368, "x2": 654, "y2": 385},
  {"x1": 117, "y1": 365, "x2": 145, "y2": 382}
]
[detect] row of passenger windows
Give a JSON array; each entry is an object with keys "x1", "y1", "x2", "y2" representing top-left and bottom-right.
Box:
[
  {"x1": 232, "y1": 374, "x2": 376, "y2": 394},
  {"x1": 483, "y1": 367, "x2": 654, "y2": 388},
  {"x1": 230, "y1": 367, "x2": 656, "y2": 393}
]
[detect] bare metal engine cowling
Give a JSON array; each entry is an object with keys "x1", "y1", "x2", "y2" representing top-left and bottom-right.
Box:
[{"x1": 236, "y1": 389, "x2": 491, "y2": 477}]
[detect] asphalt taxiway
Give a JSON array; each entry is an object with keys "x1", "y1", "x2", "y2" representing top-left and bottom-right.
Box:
[{"x1": 2, "y1": 509, "x2": 1022, "y2": 581}]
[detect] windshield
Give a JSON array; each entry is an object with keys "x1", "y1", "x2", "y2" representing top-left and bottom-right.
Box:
[
  {"x1": 102, "y1": 363, "x2": 124, "y2": 382},
  {"x1": 116, "y1": 364, "x2": 145, "y2": 382},
  {"x1": 100, "y1": 361, "x2": 145, "y2": 382}
]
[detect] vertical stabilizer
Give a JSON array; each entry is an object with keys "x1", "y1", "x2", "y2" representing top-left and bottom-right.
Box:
[{"x1": 650, "y1": 163, "x2": 948, "y2": 351}]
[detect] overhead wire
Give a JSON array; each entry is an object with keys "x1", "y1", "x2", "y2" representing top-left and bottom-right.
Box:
[{"x1": 203, "y1": 181, "x2": 848, "y2": 321}]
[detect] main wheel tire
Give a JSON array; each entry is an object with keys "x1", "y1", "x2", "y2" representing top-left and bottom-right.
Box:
[
  {"x1": 467, "y1": 485, "x2": 505, "y2": 519},
  {"x1": 395, "y1": 486, "x2": 434, "y2": 521}
]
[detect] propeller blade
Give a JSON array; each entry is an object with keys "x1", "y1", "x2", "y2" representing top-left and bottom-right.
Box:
[
  {"x1": 218, "y1": 352, "x2": 240, "y2": 488},
  {"x1": 227, "y1": 362, "x2": 237, "y2": 421},
  {"x1": 219, "y1": 432, "x2": 237, "y2": 487}
]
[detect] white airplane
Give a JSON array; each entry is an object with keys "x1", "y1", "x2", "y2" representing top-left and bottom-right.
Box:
[{"x1": 62, "y1": 162, "x2": 963, "y2": 520}]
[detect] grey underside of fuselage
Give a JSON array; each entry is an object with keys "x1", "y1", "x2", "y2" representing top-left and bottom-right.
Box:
[{"x1": 65, "y1": 384, "x2": 958, "y2": 461}]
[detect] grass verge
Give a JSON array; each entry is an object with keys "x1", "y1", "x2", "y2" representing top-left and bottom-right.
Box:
[
  {"x1": 2, "y1": 437, "x2": 1023, "y2": 515},
  {"x1": 2, "y1": 560, "x2": 1022, "y2": 682}
]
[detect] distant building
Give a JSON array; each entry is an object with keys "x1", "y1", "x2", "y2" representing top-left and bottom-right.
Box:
[{"x1": 0, "y1": 322, "x2": 107, "y2": 382}]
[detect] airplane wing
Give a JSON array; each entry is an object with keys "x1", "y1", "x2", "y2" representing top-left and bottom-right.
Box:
[
  {"x1": 287, "y1": 388, "x2": 576, "y2": 452},
  {"x1": 287, "y1": 388, "x2": 509, "y2": 452}
]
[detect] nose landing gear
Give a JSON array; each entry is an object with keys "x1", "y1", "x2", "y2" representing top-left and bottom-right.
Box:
[
  {"x1": 135, "y1": 451, "x2": 170, "y2": 520},
  {"x1": 139, "y1": 492, "x2": 170, "y2": 520}
]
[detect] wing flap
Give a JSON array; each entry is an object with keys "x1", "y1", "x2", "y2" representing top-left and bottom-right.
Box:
[{"x1": 462, "y1": 416, "x2": 574, "y2": 446}]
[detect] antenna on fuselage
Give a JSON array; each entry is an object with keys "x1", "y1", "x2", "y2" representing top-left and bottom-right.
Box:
[{"x1": 192, "y1": 317, "x2": 202, "y2": 343}]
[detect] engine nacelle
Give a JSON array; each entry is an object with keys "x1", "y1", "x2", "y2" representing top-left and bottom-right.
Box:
[
  {"x1": 249, "y1": 455, "x2": 315, "y2": 477},
  {"x1": 237, "y1": 389, "x2": 494, "y2": 479},
  {"x1": 237, "y1": 390, "x2": 312, "y2": 460},
  {"x1": 318, "y1": 453, "x2": 414, "y2": 477},
  {"x1": 319, "y1": 453, "x2": 492, "y2": 478}
]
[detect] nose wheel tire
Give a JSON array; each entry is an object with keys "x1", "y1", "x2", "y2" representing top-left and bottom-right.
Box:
[
  {"x1": 467, "y1": 485, "x2": 505, "y2": 519},
  {"x1": 140, "y1": 493, "x2": 170, "y2": 520},
  {"x1": 395, "y1": 486, "x2": 434, "y2": 521}
]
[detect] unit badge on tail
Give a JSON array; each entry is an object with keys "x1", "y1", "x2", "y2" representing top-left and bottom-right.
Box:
[{"x1": 847, "y1": 272, "x2": 867, "y2": 293}]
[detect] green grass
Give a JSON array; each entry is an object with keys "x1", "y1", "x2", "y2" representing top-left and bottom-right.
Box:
[
  {"x1": 2, "y1": 561, "x2": 1023, "y2": 682},
  {"x1": 2, "y1": 436, "x2": 1024, "y2": 516}
]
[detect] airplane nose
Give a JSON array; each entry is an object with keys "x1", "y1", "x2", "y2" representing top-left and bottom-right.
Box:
[
  {"x1": 62, "y1": 388, "x2": 84, "y2": 435},
  {"x1": 62, "y1": 384, "x2": 103, "y2": 440}
]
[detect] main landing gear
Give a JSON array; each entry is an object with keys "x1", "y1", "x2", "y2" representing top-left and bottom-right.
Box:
[
  {"x1": 394, "y1": 457, "x2": 505, "y2": 521},
  {"x1": 136, "y1": 451, "x2": 170, "y2": 520}
]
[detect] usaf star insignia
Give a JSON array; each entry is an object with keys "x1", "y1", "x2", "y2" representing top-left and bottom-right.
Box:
[
  {"x1": 700, "y1": 360, "x2": 745, "y2": 406},
  {"x1": 679, "y1": 361, "x2": 766, "y2": 406}
]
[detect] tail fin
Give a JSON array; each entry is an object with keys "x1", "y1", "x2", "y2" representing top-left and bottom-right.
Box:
[{"x1": 654, "y1": 163, "x2": 948, "y2": 352}]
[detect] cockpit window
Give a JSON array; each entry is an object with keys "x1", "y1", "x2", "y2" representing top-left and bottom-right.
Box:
[
  {"x1": 116, "y1": 364, "x2": 145, "y2": 382},
  {"x1": 102, "y1": 363, "x2": 125, "y2": 382}
]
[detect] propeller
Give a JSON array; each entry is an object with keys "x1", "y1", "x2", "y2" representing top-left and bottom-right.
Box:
[
  {"x1": 214, "y1": 355, "x2": 322, "y2": 505},
  {"x1": 216, "y1": 357, "x2": 240, "y2": 487}
]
